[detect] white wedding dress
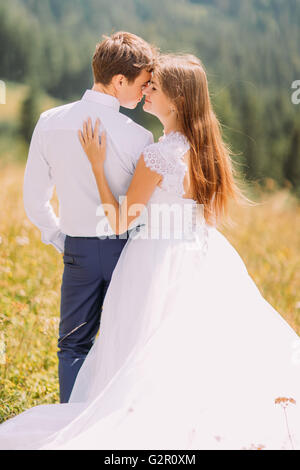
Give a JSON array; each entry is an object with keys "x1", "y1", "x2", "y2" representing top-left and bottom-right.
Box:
[{"x1": 1, "y1": 131, "x2": 300, "y2": 450}]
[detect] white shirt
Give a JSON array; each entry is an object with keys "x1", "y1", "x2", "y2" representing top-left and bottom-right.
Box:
[{"x1": 23, "y1": 90, "x2": 154, "y2": 253}]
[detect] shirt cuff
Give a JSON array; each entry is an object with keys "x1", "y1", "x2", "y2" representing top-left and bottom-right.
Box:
[{"x1": 51, "y1": 231, "x2": 66, "y2": 254}]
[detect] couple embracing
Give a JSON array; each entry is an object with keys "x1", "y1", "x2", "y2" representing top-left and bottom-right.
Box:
[{"x1": 1, "y1": 31, "x2": 300, "y2": 450}]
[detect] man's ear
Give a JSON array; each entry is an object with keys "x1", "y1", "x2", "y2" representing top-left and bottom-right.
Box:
[{"x1": 111, "y1": 74, "x2": 126, "y2": 90}]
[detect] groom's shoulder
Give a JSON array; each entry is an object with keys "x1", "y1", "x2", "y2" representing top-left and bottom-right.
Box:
[
  {"x1": 38, "y1": 100, "x2": 79, "y2": 128},
  {"x1": 36, "y1": 100, "x2": 154, "y2": 148},
  {"x1": 116, "y1": 113, "x2": 154, "y2": 147}
]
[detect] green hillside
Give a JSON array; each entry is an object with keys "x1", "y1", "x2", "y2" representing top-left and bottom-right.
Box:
[{"x1": 0, "y1": 0, "x2": 299, "y2": 191}]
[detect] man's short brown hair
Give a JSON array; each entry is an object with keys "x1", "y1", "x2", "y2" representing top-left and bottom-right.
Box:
[{"x1": 92, "y1": 31, "x2": 158, "y2": 85}]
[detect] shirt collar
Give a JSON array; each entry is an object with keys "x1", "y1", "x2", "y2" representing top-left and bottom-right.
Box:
[{"x1": 81, "y1": 89, "x2": 120, "y2": 111}]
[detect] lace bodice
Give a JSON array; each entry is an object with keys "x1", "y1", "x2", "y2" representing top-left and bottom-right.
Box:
[
  {"x1": 143, "y1": 131, "x2": 190, "y2": 198},
  {"x1": 133, "y1": 131, "x2": 209, "y2": 258}
]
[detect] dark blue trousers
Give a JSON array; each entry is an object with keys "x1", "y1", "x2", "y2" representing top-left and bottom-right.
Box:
[{"x1": 58, "y1": 233, "x2": 130, "y2": 403}]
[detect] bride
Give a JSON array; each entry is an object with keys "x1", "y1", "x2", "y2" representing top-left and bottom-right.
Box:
[{"x1": 1, "y1": 53, "x2": 300, "y2": 450}]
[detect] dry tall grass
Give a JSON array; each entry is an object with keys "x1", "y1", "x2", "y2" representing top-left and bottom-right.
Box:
[{"x1": 0, "y1": 162, "x2": 299, "y2": 423}]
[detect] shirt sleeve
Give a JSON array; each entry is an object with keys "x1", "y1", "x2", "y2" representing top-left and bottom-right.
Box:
[
  {"x1": 132, "y1": 131, "x2": 154, "y2": 172},
  {"x1": 23, "y1": 116, "x2": 66, "y2": 254},
  {"x1": 145, "y1": 131, "x2": 154, "y2": 147}
]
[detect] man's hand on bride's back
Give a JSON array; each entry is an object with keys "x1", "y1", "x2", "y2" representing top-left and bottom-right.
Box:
[{"x1": 78, "y1": 117, "x2": 106, "y2": 170}]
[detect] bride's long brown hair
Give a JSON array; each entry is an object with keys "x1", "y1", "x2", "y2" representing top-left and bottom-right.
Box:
[{"x1": 155, "y1": 53, "x2": 252, "y2": 225}]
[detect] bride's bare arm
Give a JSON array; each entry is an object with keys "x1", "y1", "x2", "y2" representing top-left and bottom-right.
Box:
[{"x1": 78, "y1": 117, "x2": 161, "y2": 235}]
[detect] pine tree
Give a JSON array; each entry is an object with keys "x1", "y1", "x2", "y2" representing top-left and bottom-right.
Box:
[{"x1": 19, "y1": 83, "x2": 40, "y2": 144}]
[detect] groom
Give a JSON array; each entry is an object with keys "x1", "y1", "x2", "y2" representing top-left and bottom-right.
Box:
[{"x1": 23, "y1": 31, "x2": 157, "y2": 403}]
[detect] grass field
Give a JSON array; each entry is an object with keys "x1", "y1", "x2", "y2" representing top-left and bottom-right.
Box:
[
  {"x1": 0, "y1": 160, "x2": 299, "y2": 423},
  {"x1": 0, "y1": 163, "x2": 62, "y2": 421}
]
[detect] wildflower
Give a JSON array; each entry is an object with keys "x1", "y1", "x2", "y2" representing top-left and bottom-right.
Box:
[
  {"x1": 275, "y1": 396, "x2": 296, "y2": 449},
  {"x1": 274, "y1": 397, "x2": 296, "y2": 408}
]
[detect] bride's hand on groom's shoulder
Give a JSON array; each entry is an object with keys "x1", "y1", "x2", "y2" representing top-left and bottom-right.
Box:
[{"x1": 78, "y1": 117, "x2": 106, "y2": 170}]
